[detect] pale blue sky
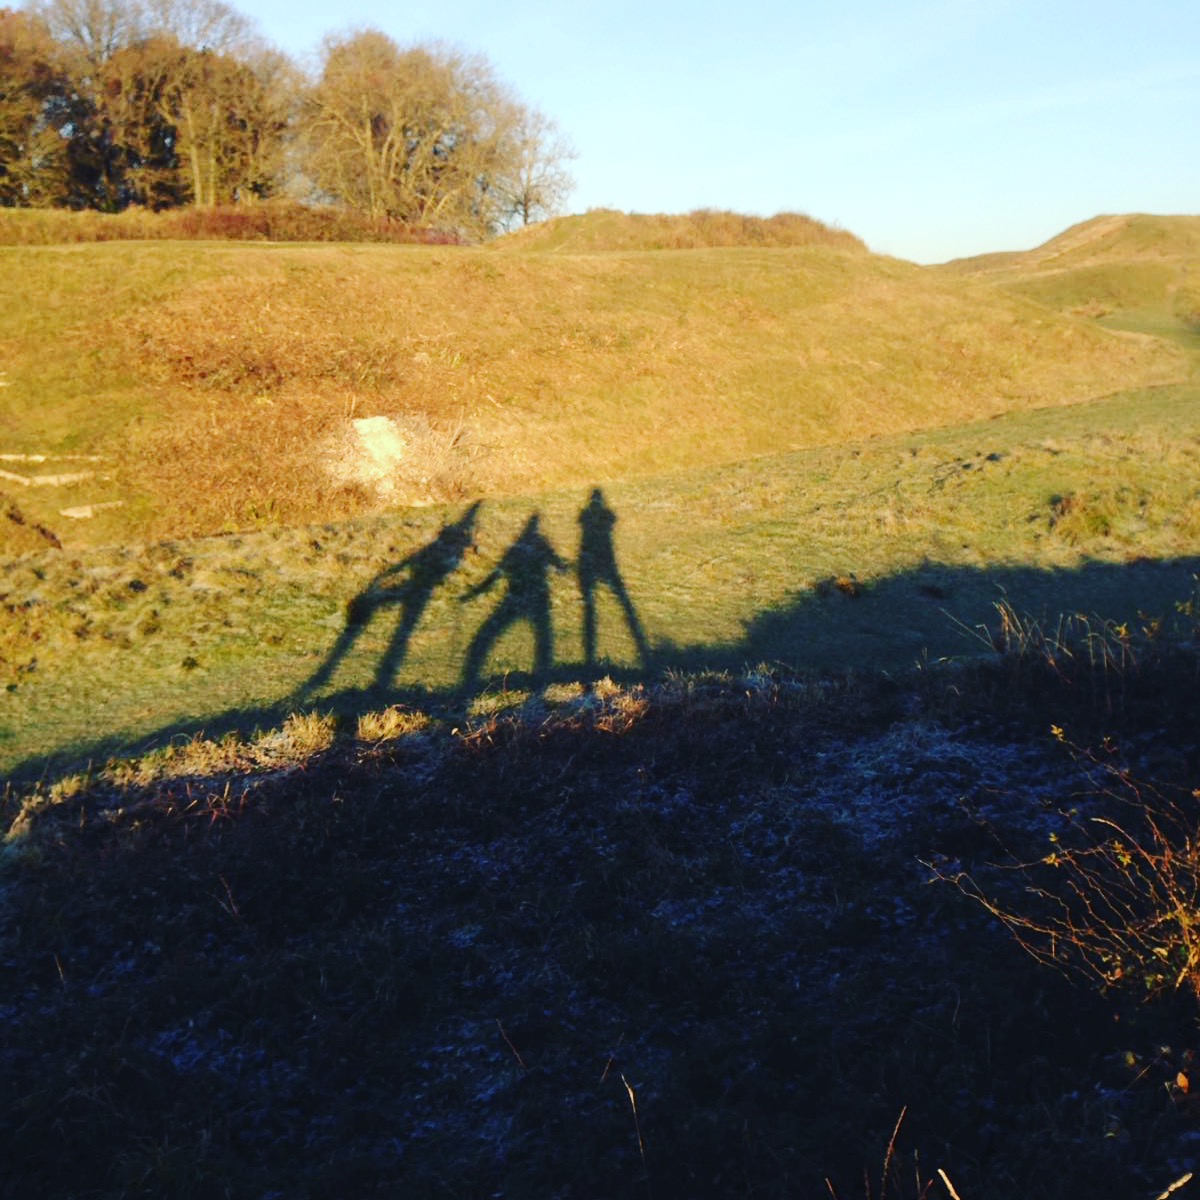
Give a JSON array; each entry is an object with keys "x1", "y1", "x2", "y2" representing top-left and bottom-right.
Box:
[{"x1": 238, "y1": 0, "x2": 1197, "y2": 262}]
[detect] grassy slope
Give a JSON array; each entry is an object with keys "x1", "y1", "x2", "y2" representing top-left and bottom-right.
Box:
[
  {"x1": 4, "y1": 212, "x2": 1200, "y2": 1199},
  {"x1": 3, "y1": 379, "x2": 1198, "y2": 776},
  {"x1": 0, "y1": 228, "x2": 1184, "y2": 549},
  {"x1": 2, "y1": 212, "x2": 1199, "y2": 773},
  {"x1": 945, "y1": 213, "x2": 1200, "y2": 346}
]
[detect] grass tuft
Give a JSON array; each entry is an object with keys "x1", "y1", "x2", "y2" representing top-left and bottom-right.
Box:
[{"x1": 355, "y1": 705, "x2": 430, "y2": 742}]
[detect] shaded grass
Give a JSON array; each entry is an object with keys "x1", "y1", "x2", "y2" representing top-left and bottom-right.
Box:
[{"x1": 3, "y1": 670, "x2": 1198, "y2": 1198}]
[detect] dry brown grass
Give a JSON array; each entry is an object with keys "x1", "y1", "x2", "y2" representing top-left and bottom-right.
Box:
[
  {"x1": 355, "y1": 705, "x2": 431, "y2": 742},
  {"x1": 83, "y1": 240, "x2": 1184, "y2": 542},
  {"x1": 937, "y1": 733, "x2": 1200, "y2": 1004},
  {"x1": 493, "y1": 207, "x2": 866, "y2": 253},
  {"x1": 0, "y1": 491, "x2": 62, "y2": 555},
  {"x1": 947, "y1": 214, "x2": 1200, "y2": 276}
]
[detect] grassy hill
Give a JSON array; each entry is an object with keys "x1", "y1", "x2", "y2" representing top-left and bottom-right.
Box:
[
  {"x1": 3, "y1": 210, "x2": 1200, "y2": 1199},
  {"x1": 944, "y1": 213, "x2": 1200, "y2": 348},
  {"x1": 0, "y1": 229, "x2": 1185, "y2": 550},
  {"x1": 0, "y1": 209, "x2": 1197, "y2": 772},
  {"x1": 491, "y1": 207, "x2": 867, "y2": 252},
  {"x1": 949, "y1": 213, "x2": 1200, "y2": 273}
]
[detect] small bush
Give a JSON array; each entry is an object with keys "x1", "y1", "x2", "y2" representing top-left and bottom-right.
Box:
[
  {"x1": 356, "y1": 705, "x2": 429, "y2": 742},
  {"x1": 254, "y1": 711, "x2": 339, "y2": 761},
  {"x1": 814, "y1": 573, "x2": 864, "y2": 599},
  {"x1": 958, "y1": 600, "x2": 1156, "y2": 716},
  {"x1": 938, "y1": 735, "x2": 1200, "y2": 1003}
]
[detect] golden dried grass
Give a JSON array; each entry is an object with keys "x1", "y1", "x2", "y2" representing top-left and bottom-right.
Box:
[
  {"x1": 104, "y1": 242, "x2": 1184, "y2": 541},
  {"x1": 493, "y1": 207, "x2": 866, "y2": 253}
]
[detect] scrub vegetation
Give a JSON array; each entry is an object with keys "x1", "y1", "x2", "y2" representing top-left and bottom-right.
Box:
[{"x1": 2, "y1": 210, "x2": 1200, "y2": 1198}]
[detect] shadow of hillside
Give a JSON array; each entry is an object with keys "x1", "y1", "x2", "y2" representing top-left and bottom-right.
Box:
[
  {"x1": 4, "y1": 522, "x2": 1199, "y2": 785},
  {"x1": 695, "y1": 555, "x2": 1200, "y2": 675}
]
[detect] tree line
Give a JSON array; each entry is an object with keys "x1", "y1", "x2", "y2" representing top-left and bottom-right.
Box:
[{"x1": 0, "y1": 0, "x2": 574, "y2": 236}]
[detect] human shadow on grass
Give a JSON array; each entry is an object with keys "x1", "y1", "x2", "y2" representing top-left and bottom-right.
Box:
[
  {"x1": 578, "y1": 488, "x2": 652, "y2": 677},
  {"x1": 460, "y1": 513, "x2": 570, "y2": 693},
  {"x1": 295, "y1": 501, "x2": 481, "y2": 702},
  {"x1": 6, "y1": 547, "x2": 1200, "y2": 787}
]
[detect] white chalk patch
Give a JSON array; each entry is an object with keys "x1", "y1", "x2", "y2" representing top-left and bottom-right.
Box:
[
  {"x1": 0, "y1": 453, "x2": 106, "y2": 463},
  {"x1": 31, "y1": 471, "x2": 96, "y2": 487},
  {"x1": 59, "y1": 500, "x2": 125, "y2": 519},
  {"x1": 352, "y1": 417, "x2": 408, "y2": 481}
]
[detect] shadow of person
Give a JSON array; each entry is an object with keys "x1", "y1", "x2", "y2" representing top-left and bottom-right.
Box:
[
  {"x1": 577, "y1": 488, "x2": 651, "y2": 674},
  {"x1": 297, "y1": 501, "x2": 481, "y2": 700},
  {"x1": 460, "y1": 513, "x2": 568, "y2": 691}
]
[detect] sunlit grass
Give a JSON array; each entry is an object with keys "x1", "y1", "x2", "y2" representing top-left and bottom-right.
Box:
[
  {"x1": 0, "y1": 233, "x2": 1184, "y2": 547},
  {"x1": 2, "y1": 377, "x2": 1198, "y2": 775},
  {"x1": 2, "y1": 210, "x2": 1200, "y2": 1199}
]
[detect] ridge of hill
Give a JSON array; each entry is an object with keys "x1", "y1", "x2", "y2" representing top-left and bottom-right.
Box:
[
  {"x1": 492, "y1": 207, "x2": 867, "y2": 253},
  {"x1": 941, "y1": 213, "x2": 1200, "y2": 350},
  {"x1": 946, "y1": 213, "x2": 1200, "y2": 274},
  {"x1": 0, "y1": 236, "x2": 1184, "y2": 547}
]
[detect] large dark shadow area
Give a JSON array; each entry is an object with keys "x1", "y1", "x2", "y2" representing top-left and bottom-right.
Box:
[
  {"x1": 3, "y1": 530, "x2": 1200, "y2": 1197},
  {"x1": 4, "y1": 598, "x2": 1199, "y2": 1198}
]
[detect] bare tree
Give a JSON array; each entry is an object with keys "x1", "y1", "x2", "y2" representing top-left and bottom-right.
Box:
[
  {"x1": 142, "y1": 0, "x2": 246, "y2": 53},
  {"x1": 493, "y1": 104, "x2": 575, "y2": 229},
  {"x1": 137, "y1": 0, "x2": 293, "y2": 204},
  {"x1": 9, "y1": 2, "x2": 568, "y2": 219},
  {"x1": 29, "y1": 0, "x2": 142, "y2": 72},
  {"x1": 156, "y1": 39, "x2": 295, "y2": 205},
  {"x1": 301, "y1": 29, "x2": 571, "y2": 238}
]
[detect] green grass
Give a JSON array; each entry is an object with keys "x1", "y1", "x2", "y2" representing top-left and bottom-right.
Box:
[
  {"x1": 945, "y1": 212, "x2": 1200, "y2": 349},
  {"x1": 3, "y1": 376, "x2": 1198, "y2": 777}
]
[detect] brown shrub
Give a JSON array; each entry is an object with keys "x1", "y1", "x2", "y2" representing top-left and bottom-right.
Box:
[
  {"x1": 941, "y1": 736, "x2": 1200, "y2": 1004},
  {"x1": 0, "y1": 202, "x2": 463, "y2": 246}
]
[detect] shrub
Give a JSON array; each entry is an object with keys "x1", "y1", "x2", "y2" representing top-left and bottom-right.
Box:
[
  {"x1": 0, "y1": 202, "x2": 463, "y2": 246},
  {"x1": 937, "y1": 734, "x2": 1200, "y2": 1003},
  {"x1": 356, "y1": 705, "x2": 429, "y2": 742}
]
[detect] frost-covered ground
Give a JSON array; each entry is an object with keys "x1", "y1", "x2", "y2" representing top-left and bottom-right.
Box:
[{"x1": 2, "y1": 676, "x2": 1197, "y2": 1198}]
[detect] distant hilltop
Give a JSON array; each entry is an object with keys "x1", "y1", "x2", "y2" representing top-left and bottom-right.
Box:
[
  {"x1": 493, "y1": 207, "x2": 866, "y2": 253},
  {"x1": 945, "y1": 213, "x2": 1200, "y2": 274}
]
